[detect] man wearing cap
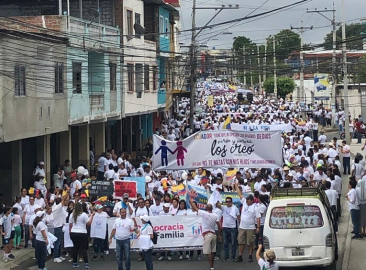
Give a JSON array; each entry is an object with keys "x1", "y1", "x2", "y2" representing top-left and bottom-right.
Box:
[
  {"x1": 113, "y1": 193, "x2": 133, "y2": 218},
  {"x1": 109, "y1": 208, "x2": 135, "y2": 270},
  {"x1": 33, "y1": 161, "x2": 47, "y2": 198},
  {"x1": 70, "y1": 172, "x2": 82, "y2": 199},
  {"x1": 235, "y1": 184, "x2": 260, "y2": 263},
  {"x1": 189, "y1": 197, "x2": 221, "y2": 270}
]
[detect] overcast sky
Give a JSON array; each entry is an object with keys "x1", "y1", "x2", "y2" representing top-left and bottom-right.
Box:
[{"x1": 178, "y1": 0, "x2": 365, "y2": 50}]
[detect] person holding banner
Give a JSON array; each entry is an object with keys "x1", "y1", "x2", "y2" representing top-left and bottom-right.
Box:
[
  {"x1": 90, "y1": 204, "x2": 109, "y2": 261},
  {"x1": 189, "y1": 197, "x2": 222, "y2": 270},
  {"x1": 109, "y1": 208, "x2": 135, "y2": 270}
]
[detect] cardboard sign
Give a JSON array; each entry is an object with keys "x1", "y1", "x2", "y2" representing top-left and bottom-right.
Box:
[{"x1": 114, "y1": 180, "x2": 137, "y2": 200}]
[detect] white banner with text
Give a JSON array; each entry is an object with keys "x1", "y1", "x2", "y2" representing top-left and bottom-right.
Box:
[{"x1": 153, "y1": 130, "x2": 282, "y2": 170}]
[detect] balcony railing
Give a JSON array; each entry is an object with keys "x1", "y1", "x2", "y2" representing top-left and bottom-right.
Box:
[{"x1": 89, "y1": 94, "x2": 104, "y2": 112}]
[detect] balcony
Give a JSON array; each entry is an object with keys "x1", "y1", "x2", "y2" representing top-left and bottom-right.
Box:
[{"x1": 0, "y1": 16, "x2": 120, "y2": 48}]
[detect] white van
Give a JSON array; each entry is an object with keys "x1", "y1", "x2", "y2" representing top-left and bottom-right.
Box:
[{"x1": 263, "y1": 187, "x2": 338, "y2": 270}]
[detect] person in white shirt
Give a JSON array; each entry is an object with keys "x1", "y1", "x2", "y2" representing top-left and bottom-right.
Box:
[
  {"x1": 33, "y1": 162, "x2": 47, "y2": 198},
  {"x1": 97, "y1": 153, "x2": 108, "y2": 180},
  {"x1": 90, "y1": 205, "x2": 109, "y2": 261},
  {"x1": 52, "y1": 191, "x2": 69, "y2": 263},
  {"x1": 33, "y1": 211, "x2": 49, "y2": 270},
  {"x1": 109, "y1": 208, "x2": 135, "y2": 270},
  {"x1": 346, "y1": 180, "x2": 362, "y2": 239},
  {"x1": 254, "y1": 176, "x2": 267, "y2": 193},
  {"x1": 135, "y1": 215, "x2": 154, "y2": 270},
  {"x1": 324, "y1": 181, "x2": 338, "y2": 224},
  {"x1": 256, "y1": 245, "x2": 279, "y2": 270},
  {"x1": 255, "y1": 195, "x2": 269, "y2": 249},
  {"x1": 69, "y1": 202, "x2": 93, "y2": 268},
  {"x1": 189, "y1": 197, "x2": 222, "y2": 270},
  {"x1": 131, "y1": 198, "x2": 151, "y2": 217},
  {"x1": 216, "y1": 197, "x2": 240, "y2": 261},
  {"x1": 104, "y1": 164, "x2": 119, "y2": 180},
  {"x1": 318, "y1": 131, "x2": 327, "y2": 145},
  {"x1": 70, "y1": 173, "x2": 82, "y2": 199},
  {"x1": 341, "y1": 140, "x2": 351, "y2": 175},
  {"x1": 236, "y1": 185, "x2": 260, "y2": 263},
  {"x1": 149, "y1": 196, "x2": 163, "y2": 216}
]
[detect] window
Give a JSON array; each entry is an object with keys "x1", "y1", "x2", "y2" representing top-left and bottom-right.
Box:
[
  {"x1": 127, "y1": 63, "x2": 134, "y2": 92},
  {"x1": 135, "y1": 13, "x2": 141, "y2": 39},
  {"x1": 110, "y1": 63, "x2": 117, "y2": 92},
  {"x1": 135, "y1": 64, "x2": 143, "y2": 93},
  {"x1": 126, "y1": 10, "x2": 133, "y2": 36},
  {"x1": 152, "y1": 66, "x2": 158, "y2": 91},
  {"x1": 72, "y1": 62, "x2": 82, "y2": 93},
  {"x1": 269, "y1": 205, "x2": 324, "y2": 229},
  {"x1": 15, "y1": 65, "x2": 26, "y2": 96},
  {"x1": 144, "y1": 65, "x2": 150, "y2": 90},
  {"x1": 165, "y1": 18, "x2": 169, "y2": 37},
  {"x1": 55, "y1": 63, "x2": 64, "y2": 94},
  {"x1": 159, "y1": 16, "x2": 164, "y2": 36}
]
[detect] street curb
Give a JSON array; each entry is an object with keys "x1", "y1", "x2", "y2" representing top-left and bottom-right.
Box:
[
  {"x1": 341, "y1": 207, "x2": 353, "y2": 270},
  {"x1": 0, "y1": 248, "x2": 34, "y2": 270}
]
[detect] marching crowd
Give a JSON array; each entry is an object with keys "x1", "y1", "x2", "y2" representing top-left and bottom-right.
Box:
[{"x1": 1, "y1": 82, "x2": 366, "y2": 270}]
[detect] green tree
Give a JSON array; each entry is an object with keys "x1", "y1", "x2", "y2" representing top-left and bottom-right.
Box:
[
  {"x1": 266, "y1": 30, "x2": 301, "y2": 61},
  {"x1": 232, "y1": 36, "x2": 256, "y2": 52},
  {"x1": 323, "y1": 23, "x2": 366, "y2": 50},
  {"x1": 263, "y1": 77, "x2": 296, "y2": 98}
]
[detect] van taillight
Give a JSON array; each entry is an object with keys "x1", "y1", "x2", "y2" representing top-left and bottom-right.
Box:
[
  {"x1": 326, "y1": 233, "x2": 333, "y2": 247},
  {"x1": 263, "y1": 235, "x2": 270, "y2": 249}
]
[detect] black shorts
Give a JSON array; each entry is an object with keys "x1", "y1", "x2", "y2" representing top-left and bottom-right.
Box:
[{"x1": 2, "y1": 237, "x2": 10, "y2": 245}]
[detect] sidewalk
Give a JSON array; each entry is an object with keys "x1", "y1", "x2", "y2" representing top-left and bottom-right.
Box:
[
  {"x1": 0, "y1": 245, "x2": 34, "y2": 270},
  {"x1": 342, "y1": 139, "x2": 366, "y2": 270}
]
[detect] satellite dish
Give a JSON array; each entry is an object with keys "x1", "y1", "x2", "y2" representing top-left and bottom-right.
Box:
[
  {"x1": 134, "y1": 23, "x2": 145, "y2": 35},
  {"x1": 87, "y1": 8, "x2": 100, "y2": 19}
]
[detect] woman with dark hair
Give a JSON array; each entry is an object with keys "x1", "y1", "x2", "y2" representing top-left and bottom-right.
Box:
[
  {"x1": 170, "y1": 198, "x2": 179, "y2": 215},
  {"x1": 12, "y1": 207, "x2": 22, "y2": 250},
  {"x1": 33, "y1": 211, "x2": 49, "y2": 270},
  {"x1": 69, "y1": 202, "x2": 92, "y2": 268},
  {"x1": 136, "y1": 215, "x2": 154, "y2": 270}
]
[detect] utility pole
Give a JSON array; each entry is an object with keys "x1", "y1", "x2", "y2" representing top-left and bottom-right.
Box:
[
  {"x1": 273, "y1": 36, "x2": 277, "y2": 98},
  {"x1": 291, "y1": 22, "x2": 313, "y2": 104},
  {"x1": 263, "y1": 40, "x2": 267, "y2": 83},
  {"x1": 307, "y1": 4, "x2": 337, "y2": 126},
  {"x1": 249, "y1": 58, "x2": 253, "y2": 88},
  {"x1": 257, "y1": 44, "x2": 262, "y2": 93},
  {"x1": 189, "y1": 0, "x2": 197, "y2": 134},
  {"x1": 242, "y1": 46, "x2": 246, "y2": 86},
  {"x1": 188, "y1": 4, "x2": 239, "y2": 133},
  {"x1": 342, "y1": 0, "x2": 350, "y2": 143}
]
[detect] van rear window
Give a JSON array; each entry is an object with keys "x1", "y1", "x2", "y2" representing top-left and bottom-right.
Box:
[{"x1": 269, "y1": 206, "x2": 323, "y2": 229}]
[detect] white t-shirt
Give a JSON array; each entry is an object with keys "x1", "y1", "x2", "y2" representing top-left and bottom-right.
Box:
[
  {"x1": 258, "y1": 258, "x2": 279, "y2": 270},
  {"x1": 0, "y1": 215, "x2": 12, "y2": 238},
  {"x1": 239, "y1": 199, "x2": 259, "y2": 229},
  {"x1": 132, "y1": 206, "x2": 151, "y2": 217},
  {"x1": 149, "y1": 204, "x2": 163, "y2": 216},
  {"x1": 342, "y1": 145, "x2": 351, "y2": 158},
  {"x1": 70, "y1": 180, "x2": 82, "y2": 197},
  {"x1": 325, "y1": 189, "x2": 338, "y2": 207},
  {"x1": 70, "y1": 212, "x2": 89, "y2": 234},
  {"x1": 256, "y1": 203, "x2": 267, "y2": 225},
  {"x1": 52, "y1": 202, "x2": 66, "y2": 228},
  {"x1": 113, "y1": 217, "x2": 134, "y2": 240},
  {"x1": 24, "y1": 204, "x2": 36, "y2": 224},
  {"x1": 347, "y1": 189, "x2": 359, "y2": 210},
  {"x1": 35, "y1": 221, "x2": 48, "y2": 242},
  {"x1": 198, "y1": 210, "x2": 219, "y2": 234},
  {"x1": 221, "y1": 205, "x2": 239, "y2": 228},
  {"x1": 35, "y1": 198, "x2": 46, "y2": 208},
  {"x1": 20, "y1": 195, "x2": 30, "y2": 208}
]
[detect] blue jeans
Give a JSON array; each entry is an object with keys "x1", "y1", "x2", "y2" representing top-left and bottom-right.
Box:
[
  {"x1": 35, "y1": 240, "x2": 47, "y2": 269},
  {"x1": 357, "y1": 131, "x2": 362, "y2": 143},
  {"x1": 116, "y1": 239, "x2": 131, "y2": 270},
  {"x1": 142, "y1": 249, "x2": 153, "y2": 270},
  {"x1": 223, "y1": 227, "x2": 237, "y2": 259},
  {"x1": 54, "y1": 226, "x2": 63, "y2": 258},
  {"x1": 350, "y1": 209, "x2": 360, "y2": 236},
  {"x1": 343, "y1": 156, "x2": 351, "y2": 175}
]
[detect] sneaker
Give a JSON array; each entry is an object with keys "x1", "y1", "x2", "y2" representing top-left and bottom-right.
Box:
[
  {"x1": 89, "y1": 243, "x2": 93, "y2": 247},
  {"x1": 85, "y1": 263, "x2": 89, "y2": 269},
  {"x1": 186, "y1": 254, "x2": 190, "y2": 259},
  {"x1": 224, "y1": 258, "x2": 230, "y2": 261},
  {"x1": 104, "y1": 250, "x2": 109, "y2": 255},
  {"x1": 54, "y1": 258, "x2": 63, "y2": 263},
  {"x1": 101, "y1": 256, "x2": 105, "y2": 261},
  {"x1": 66, "y1": 253, "x2": 70, "y2": 257},
  {"x1": 158, "y1": 256, "x2": 165, "y2": 261},
  {"x1": 198, "y1": 255, "x2": 202, "y2": 261},
  {"x1": 187, "y1": 256, "x2": 192, "y2": 261},
  {"x1": 167, "y1": 256, "x2": 172, "y2": 261},
  {"x1": 43, "y1": 268, "x2": 48, "y2": 270},
  {"x1": 248, "y1": 255, "x2": 253, "y2": 262},
  {"x1": 235, "y1": 256, "x2": 243, "y2": 262},
  {"x1": 79, "y1": 258, "x2": 83, "y2": 262},
  {"x1": 60, "y1": 256, "x2": 66, "y2": 261},
  {"x1": 68, "y1": 259, "x2": 73, "y2": 262},
  {"x1": 214, "y1": 256, "x2": 220, "y2": 261},
  {"x1": 91, "y1": 256, "x2": 98, "y2": 261},
  {"x1": 179, "y1": 255, "x2": 183, "y2": 260},
  {"x1": 73, "y1": 263, "x2": 80, "y2": 268},
  {"x1": 3, "y1": 257, "x2": 9, "y2": 263},
  {"x1": 8, "y1": 254, "x2": 15, "y2": 259}
]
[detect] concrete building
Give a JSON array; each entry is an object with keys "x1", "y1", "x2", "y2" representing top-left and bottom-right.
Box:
[{"x1": 0, "y1": 0, "x2": 176, "y2": 203}]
